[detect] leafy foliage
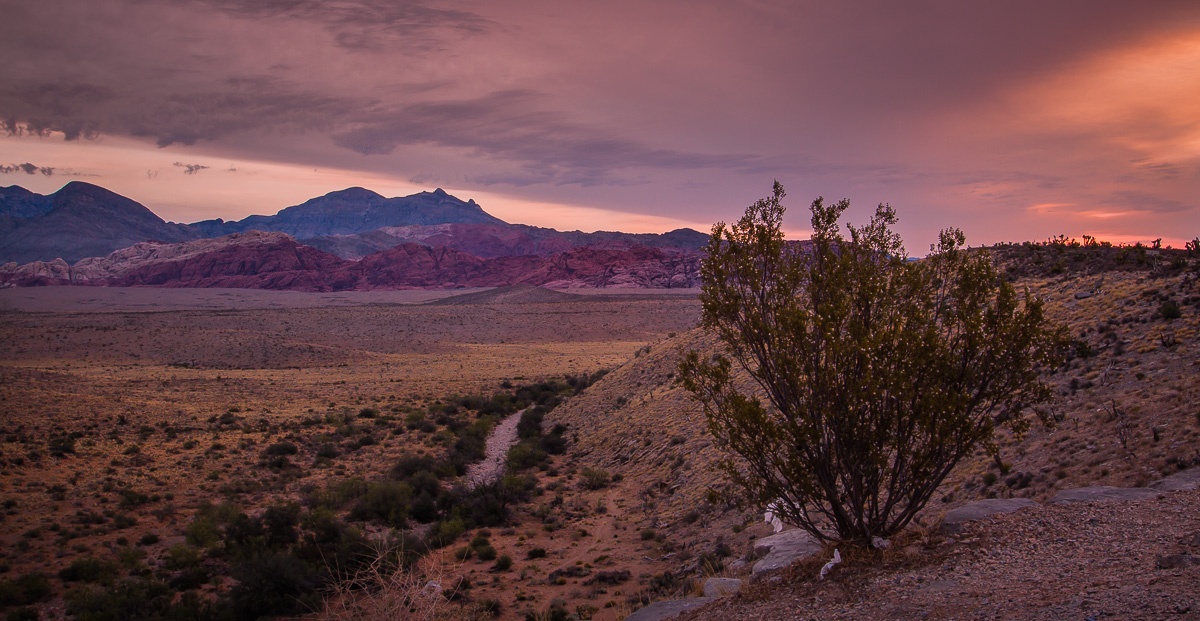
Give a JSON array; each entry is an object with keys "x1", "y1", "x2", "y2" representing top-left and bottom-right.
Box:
[{"x1": 680, "y1": 183, "x2": 1067, "y2": 544}]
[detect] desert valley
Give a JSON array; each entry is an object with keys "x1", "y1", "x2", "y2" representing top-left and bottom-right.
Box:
[
  {"x1": 0, "y1": 180, "x2": 1198, "y2": 621},
  {"x1": 5, "y1": 4, "x2": 1200, "y2": 619}
]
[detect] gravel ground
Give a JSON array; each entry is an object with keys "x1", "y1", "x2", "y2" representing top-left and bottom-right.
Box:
[
  {"x1": 466, "y1": 407, "x2": 526, "y2": 488},
  {"x1": 683, "y1": 488, "x2": 1200, "y2": 620}
]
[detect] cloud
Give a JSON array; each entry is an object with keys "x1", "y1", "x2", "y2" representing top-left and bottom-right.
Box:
[
  {"x1": 0, "y1": 162, "x2": 55, "y2": 175},
  {"x1": 331, "y1": 89, "x2": 790, "y2": 186},
  {"x1": 173, "y1": 162, "x2": 210, "y2": 175},
  {"x1": 170, "y1": 0, "x2": 491, "y2": 52},
  {"x1": 1101, "y1": 190, "x2": 1194, "y2": 215}
]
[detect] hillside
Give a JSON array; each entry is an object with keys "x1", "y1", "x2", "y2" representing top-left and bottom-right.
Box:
[{"x1": 545, "y1": 246, "x2": 1199, "y2": 618}]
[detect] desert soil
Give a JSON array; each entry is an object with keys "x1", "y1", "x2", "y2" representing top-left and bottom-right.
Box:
[{"x1": 0, "y1": 285, "x2": 703, "y2": 620}]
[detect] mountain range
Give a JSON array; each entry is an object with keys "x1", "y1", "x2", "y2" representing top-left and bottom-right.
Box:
[{"x1": 0, "y1": 182, "x2": 708, "y2": 290}]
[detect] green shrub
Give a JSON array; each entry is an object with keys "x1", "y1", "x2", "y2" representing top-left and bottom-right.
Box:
[
  {"x1": 59, "y1": 557, "x2": 118, "y2": 584},
  {"x1": 47, "y1": 435, "x2": 76, "y2": 457},
  {"x1": 492, "y1": 554, "x2": 513, "y2": 572},
  {"x1": 315, "y1": 444, "x2": 339, "y2": 460},
  {"x1": 425, "y1": 518, "x2": 466, "y2": 549},
  {"x1": 516, "y1": 408, "x2": 545, "y2": 439},
  {"x1": 183, "y1": 515, "x2": 219, "y2": 548},
  {"x1": 228, "y1": 552, "x2": 324, "y2": 619},
  {"x1": 579, "y1": 468, "x2": 610, "y2": 490},
  {"x1": 1160, "y1": 300, "x2": 1182, "y2": 320},
  {"x1": 349, "y1": 481, "x2": 413, "y2": 527},
  {"x1": 389, "y1": 454, "x2": 443, "y2": 480},
  {"x1": 475, "y1": 545, "x2": 497, "y2": 562},
  {"x1": 312, "y1": 477, "x2": 368, "y2": 509},
  {"x1": 263, "y1": 441, "x2": 298, "y2": 456},
  {"x1": 163, "y1": 544, "x2": 202, "y2": 571},
  {"x1": 0, "y1": 573, "x2": 52, "y2": 607},
  {"x1": 5, "y1": 606, "x2": 38, "y2": 621},
  {"x1": 679, "y1": 183, "x2": 1067, "y2": 545},
  {"x1": 64, "y1": 578, "x2": 181, "y2": 621},
  {"x1": 507, "y1": 442, "x2": 548, "y2": 471}
]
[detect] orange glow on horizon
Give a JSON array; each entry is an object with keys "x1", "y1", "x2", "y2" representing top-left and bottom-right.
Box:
[{"x1": 1013, "y1": 30, "x2": 1200, "y2": 162}]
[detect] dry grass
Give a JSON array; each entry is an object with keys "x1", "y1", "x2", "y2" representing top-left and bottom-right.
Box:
[{"x1": 0, "y1": 287, "x2": 701, "y2": 620}]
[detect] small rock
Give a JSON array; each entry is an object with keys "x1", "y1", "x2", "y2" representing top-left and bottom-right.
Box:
[
  {"x1": 1074, "y1": 291, "x2": 1094, "y2": 299},
  {"x1": 1156, "y1": 553, "x2": 1199, "y2": 570}
]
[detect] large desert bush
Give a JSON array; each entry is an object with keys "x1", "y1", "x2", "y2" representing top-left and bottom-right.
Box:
[{"x1": 681, "y1": 182, "x2": 1066, "y2": 545}]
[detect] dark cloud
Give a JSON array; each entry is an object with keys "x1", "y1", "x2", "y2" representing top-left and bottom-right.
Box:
[
  {"x1": 1102, "y1": 190, "x2": 1194, "y2": 215},
  {"x1": 173, "y1": 162, "x2": 210, "y2": 175},
  {"x1": 1, "y1": 75, "x2": 371, "y2": 148},
  {"x1": 331, "y1": 90, "x2": 791, "y2": 186},
  {"x1": 0, "y1": 82, "x2": 111, "y2": 141},
  {"x1": 166, "y1": 0, "x2": 491, "y2": 52},
  {"x1": 0, "y1": 162, "x2": 55, "y2": 175}
]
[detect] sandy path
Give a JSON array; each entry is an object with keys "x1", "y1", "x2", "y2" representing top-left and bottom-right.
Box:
[{"x1": 466, "y1": 408, "x2": 527, "y2": 489}]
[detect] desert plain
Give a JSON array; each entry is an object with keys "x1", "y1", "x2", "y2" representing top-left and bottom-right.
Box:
[
  {"x1": 1, "y1": 247, "x2": 1199, "y2": 621},
  {"x1": 0, "y1": 285, "x2": 707, "y2": 620}
]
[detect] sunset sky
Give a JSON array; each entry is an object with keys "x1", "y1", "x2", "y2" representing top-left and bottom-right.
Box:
[{"x1": 1, "y1": 1, "x2": 1197, "y2": 250}]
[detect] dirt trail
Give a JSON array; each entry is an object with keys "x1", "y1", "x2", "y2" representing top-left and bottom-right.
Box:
[{"x1": 466, "y1": 408, "x2": 527, "y2": 488}]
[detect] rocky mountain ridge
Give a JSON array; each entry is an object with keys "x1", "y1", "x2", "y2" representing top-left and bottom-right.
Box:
[
  {"x1": 0, "y1": 230, "x2": 703, "y2": 290},
  {"x1": 0, "y1": 182, "x2": 709, "y2": 289},
  {"x1": 190, "y1": 186, "x2": 506, "y2": 239}
]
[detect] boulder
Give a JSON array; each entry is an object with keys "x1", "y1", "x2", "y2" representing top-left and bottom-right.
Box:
[
  {"x1": 942, "y1": 498, "x2": 1037, "y2": 533},
  {"x1": 751, "y1": 529, "x2": 823, "y2": 578}
]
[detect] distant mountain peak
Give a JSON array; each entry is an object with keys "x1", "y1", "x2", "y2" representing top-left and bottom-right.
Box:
[
  {"x1": 0, "y1": 182, "x2": 198, "y2": 264},
  {"x1": 56, "y1": 180, "x2": 118, "y2": 198},
  {"x1": 321, "y1": 187, "x2": 383, "y2": 201}
]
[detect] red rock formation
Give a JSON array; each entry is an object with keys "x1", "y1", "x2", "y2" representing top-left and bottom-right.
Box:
[{"x1": 0, "y1": 231, "x2": 702, "y2": 291}]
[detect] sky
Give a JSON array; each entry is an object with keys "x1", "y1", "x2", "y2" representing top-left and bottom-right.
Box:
[{"x1": 1, "y1": 0, "x2": 1197, "y2": 250}]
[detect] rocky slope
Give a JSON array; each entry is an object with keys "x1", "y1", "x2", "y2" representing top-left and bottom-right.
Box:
[
  {"x1": 545, "y1": 251, "x2": 1199, "y2": 617},
  {"x1": 0, "y1": 181, "x2": 199, "y2": 264}
]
